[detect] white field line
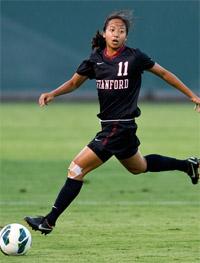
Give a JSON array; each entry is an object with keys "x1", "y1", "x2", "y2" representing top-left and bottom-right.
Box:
[{"x1": 0, "y1": 201, "x2": 199, "y2": 206}]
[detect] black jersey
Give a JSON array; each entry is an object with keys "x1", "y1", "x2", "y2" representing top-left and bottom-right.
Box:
[{"x1": 76, "y1": 46, "x2": 155, "y2": 120}]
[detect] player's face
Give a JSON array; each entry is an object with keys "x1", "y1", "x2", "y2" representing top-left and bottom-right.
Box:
[{"x1": 103, "y1": 19, "x2": 127, "y2": 51}]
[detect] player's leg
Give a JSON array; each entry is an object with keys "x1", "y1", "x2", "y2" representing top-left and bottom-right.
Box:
[
  {"x1": 144, "y1": 154, "x2": 199, "y2": 184},
  {"x1": 118, "y1": 150, "x2": 147, "y2": 174},
  {"x1": 67, "y1": 146, "x2": 104, "y2": 180},
  {"x1": 119, "y1": 151, "x2": 199, "y2": 184},
  {"x1": 25, "y1": 146, "x2": 104, "y2": 234}
]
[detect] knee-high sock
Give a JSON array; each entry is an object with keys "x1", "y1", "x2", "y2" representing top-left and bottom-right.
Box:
[
  {"x1": 45, "y1": 178, "x2": 83, "y2": 226},
  {"x1": 145, "y1": 154, "x2": 188, "y2": 172}
]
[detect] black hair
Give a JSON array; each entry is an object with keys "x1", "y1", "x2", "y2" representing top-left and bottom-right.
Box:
[
  {"x1": 91, "y1": 30, "x2": 106, "y2": 50},
  {"x1": 91, "y1": 10, "x2": 133, "y2": 50},
  {"x1": 103, "y1": 10, "x2": 133, "y2": 34}
]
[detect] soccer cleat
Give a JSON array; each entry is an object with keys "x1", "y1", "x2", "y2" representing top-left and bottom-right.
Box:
[
  {"x1": 24, "y1": 216, "x2": 53, "y2": 235},
  {"x1": 186, "y1": 157, "x2": 200, "y2": 184}
]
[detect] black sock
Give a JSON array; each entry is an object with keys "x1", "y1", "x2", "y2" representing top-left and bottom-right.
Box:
[
  {"x1": 45, "y1": 178, "x2": 83, "y2": 226},
  {"x1": 145, "y1": 154, "x2": 188, "y2": 172}
]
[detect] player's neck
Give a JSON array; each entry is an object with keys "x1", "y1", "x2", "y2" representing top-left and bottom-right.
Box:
[{"x1": 104, "y1": 45, "x2": 125, "y2": 59}]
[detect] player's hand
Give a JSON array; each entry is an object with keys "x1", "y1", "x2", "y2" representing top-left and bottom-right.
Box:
[
  {"x1": 39, "y1": 92, "x2": 54, "y2": 107},
  {"x1": 191, "y1": 96, "x2": 200, "y2": 113}
]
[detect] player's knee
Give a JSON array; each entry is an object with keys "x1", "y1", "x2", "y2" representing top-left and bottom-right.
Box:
[
  {"x1": 128, "y1": 168, "x2": 142, "y2": 175},
  {"x1": 127, "y1": 165, "x2": 147, "y2": 175},
  {"x1": 68, "y1": 161, "x2": 84, "y2": 179}
]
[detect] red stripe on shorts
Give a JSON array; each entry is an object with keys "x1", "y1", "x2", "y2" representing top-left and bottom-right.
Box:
[{"x1": 102, "y1": 124, "x2": 118, "y2": 146}]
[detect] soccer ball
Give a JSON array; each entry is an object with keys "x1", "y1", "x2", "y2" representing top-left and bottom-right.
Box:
[{"x1": 0, "y1": 223, "x2": 32, "y2": 256}]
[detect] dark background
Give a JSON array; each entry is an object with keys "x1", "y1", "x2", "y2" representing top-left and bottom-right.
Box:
[{"x1": 1, "y1": 0, "x2": 199, "y2": 100}]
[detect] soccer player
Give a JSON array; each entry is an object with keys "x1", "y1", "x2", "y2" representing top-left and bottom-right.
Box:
[{"x1": 25, "y1": 10, "x2": 200, "y2": 235}]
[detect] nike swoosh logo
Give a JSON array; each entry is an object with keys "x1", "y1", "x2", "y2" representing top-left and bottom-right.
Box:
[
  {"x1": 97, "y1": 62, "x2": 104, "y2": 65},
  {"x1": 95, "y1": 138, "x2": 101, "y2": 142},
  {"x1": 38, "y1": 224, "x2": 51, "y2": 231},
  {"x1": 191, "y1": 165, "x2": 195, "y2": 178}
]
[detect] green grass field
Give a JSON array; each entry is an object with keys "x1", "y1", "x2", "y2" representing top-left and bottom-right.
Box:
[{"x1": 0, "y1": 102, "x2": 199, "y2": 262}]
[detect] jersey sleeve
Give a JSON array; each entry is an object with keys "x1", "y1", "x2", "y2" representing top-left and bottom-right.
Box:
[
  {"x1": 136, "y1": 49, "x2": 155, "y2": 71},
  {"x1": 76, "y1": 59, "x2": 95, "y2": 79}
]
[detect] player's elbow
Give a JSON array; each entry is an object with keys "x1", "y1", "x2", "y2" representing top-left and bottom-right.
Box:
[{"x1": 68, "y1": 79, "x2": 78, "y2": 90}]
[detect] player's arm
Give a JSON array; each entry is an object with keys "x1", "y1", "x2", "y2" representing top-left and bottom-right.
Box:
[
  {"x1": 39, "y1": 73, "x2": 88, "y2": 107},
  {"x1": 148, "y1": 63, "x2": 200, "y2": 112}
]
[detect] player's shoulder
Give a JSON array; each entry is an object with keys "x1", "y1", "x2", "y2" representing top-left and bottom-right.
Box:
[
  {"x1": 123, "y1": 46, "x2": 144, "y2": 58},
  {"x1": 125, "y1": 46, "x2": 146, "y2": 56},
  {"x1": 89, "y1": 48, "x2": 103, "y2": 61},
  {"x1": 127, "y1": 47, "x2": 154, "y2": 65}
]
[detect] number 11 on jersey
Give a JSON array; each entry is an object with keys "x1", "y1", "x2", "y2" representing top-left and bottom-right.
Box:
[{"x1": 117, "y1": 61, "x2": 128, "y2": 76}]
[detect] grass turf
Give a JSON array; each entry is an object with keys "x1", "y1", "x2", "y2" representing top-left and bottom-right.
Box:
[{"x1": 0, "y1": 102, "x2": 199, "y2": 262}]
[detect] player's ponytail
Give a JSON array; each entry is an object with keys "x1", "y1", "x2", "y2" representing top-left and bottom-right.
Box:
[{"x1": 91, "y1": 30, "x2": 106, "y2": 50}]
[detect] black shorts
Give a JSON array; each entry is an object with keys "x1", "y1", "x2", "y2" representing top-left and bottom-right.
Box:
[{"x1": 88, "y1": 120, "x2": 140, "y2": 162}]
